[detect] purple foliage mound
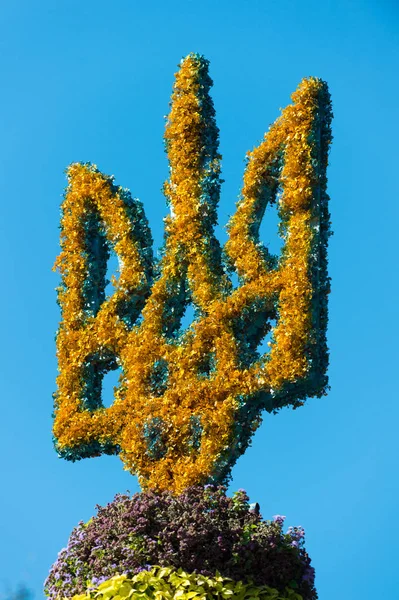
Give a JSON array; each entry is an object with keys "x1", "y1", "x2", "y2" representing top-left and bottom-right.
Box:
[{"x1": 45, "y1": 486, "x2": 317, "y2": 600}]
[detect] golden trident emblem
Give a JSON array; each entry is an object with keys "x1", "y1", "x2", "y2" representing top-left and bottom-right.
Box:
[{"x1": 53, "y1": 53, "x2": 332, "y2": 493}]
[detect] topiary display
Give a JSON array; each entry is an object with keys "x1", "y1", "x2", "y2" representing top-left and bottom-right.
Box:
[
  {"x1": 48, "y1": 52, "x2": 332, "y2": 599},
  {"x1": 52, "y1": 53, "x2": 332, "y2": 494},
  {"x1": 44, "y1": 487, "x2": 316, "y2": 600}
]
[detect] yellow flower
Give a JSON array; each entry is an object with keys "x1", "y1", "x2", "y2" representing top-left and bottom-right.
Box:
[{"x1": 53, "y1": 55, "x2": 332, "y2": 493}]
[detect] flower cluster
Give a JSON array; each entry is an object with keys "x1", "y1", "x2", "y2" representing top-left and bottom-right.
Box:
[
  {"x1": 44, "y1": 487, "x2": 316, "y2": 600},
  {"x1": 53, "y1": 53, "x2": 333, "y2": 492},
  {"x1": 69, "y1": 567, "x2": 305, "y2": 600}
]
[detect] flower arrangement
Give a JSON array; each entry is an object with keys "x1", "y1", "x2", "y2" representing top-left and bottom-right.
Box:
[
  {"x1": 48, "y1": 53, "x2": 332, "y2": 600},
  {"x1": 44, "y1": 487, "x2": 316, "y2": 600},
  {"x1": 52, "y1": 53, "x2": 333, "y2": 493}
]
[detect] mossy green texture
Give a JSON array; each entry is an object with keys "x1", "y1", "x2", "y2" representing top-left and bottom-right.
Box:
[{"x1": 71, "y1": 567, "x2": 303, "y2": 600}]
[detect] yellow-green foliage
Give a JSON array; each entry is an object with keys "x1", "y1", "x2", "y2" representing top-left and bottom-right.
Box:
[{"x1": 71, "y1": 567, "x2": 303, "y2": 600}]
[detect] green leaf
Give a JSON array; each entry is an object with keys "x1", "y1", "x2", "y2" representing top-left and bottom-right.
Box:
[{"x1": 74, "y1": 566, "x2": 304, "y2": 600}]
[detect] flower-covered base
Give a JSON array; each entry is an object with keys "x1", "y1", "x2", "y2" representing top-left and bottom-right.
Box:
[
  {"x1": 71, "y1": 567, "x2": 304, "y2": 600},
  {"x1": 45, "y1": 487, "x2": 316, "y2": 600}
]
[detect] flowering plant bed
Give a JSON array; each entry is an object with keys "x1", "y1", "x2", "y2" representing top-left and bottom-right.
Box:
[{"x1": 45, "y1": 487, "x2": 316, "y2": 600}]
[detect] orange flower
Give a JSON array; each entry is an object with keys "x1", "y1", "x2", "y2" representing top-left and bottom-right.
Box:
[{"x1": 53, "y1": 55, "x2": 332, "y2": 494}]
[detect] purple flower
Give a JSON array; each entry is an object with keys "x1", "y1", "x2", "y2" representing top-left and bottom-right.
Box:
[
  {"x1": 272, "y1": 515, "x2": 286, "y2": 524},
  {"x1": 302, "y1": 566, "x2": 315, "y2": 584}
]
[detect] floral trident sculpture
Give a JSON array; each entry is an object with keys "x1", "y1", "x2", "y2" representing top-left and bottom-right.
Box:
[{"x1": 53, "y1": 53, "x2": 332, "y2": 494}]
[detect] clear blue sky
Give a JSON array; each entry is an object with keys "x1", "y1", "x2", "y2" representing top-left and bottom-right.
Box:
[{"x1": 0, "y1": 1, "x2": 398, "y2": 598}]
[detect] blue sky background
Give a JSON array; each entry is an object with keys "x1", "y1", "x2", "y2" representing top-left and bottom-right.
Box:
[{"x1": 0, "y1": 1, "x2": 398, "y2": 598}]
